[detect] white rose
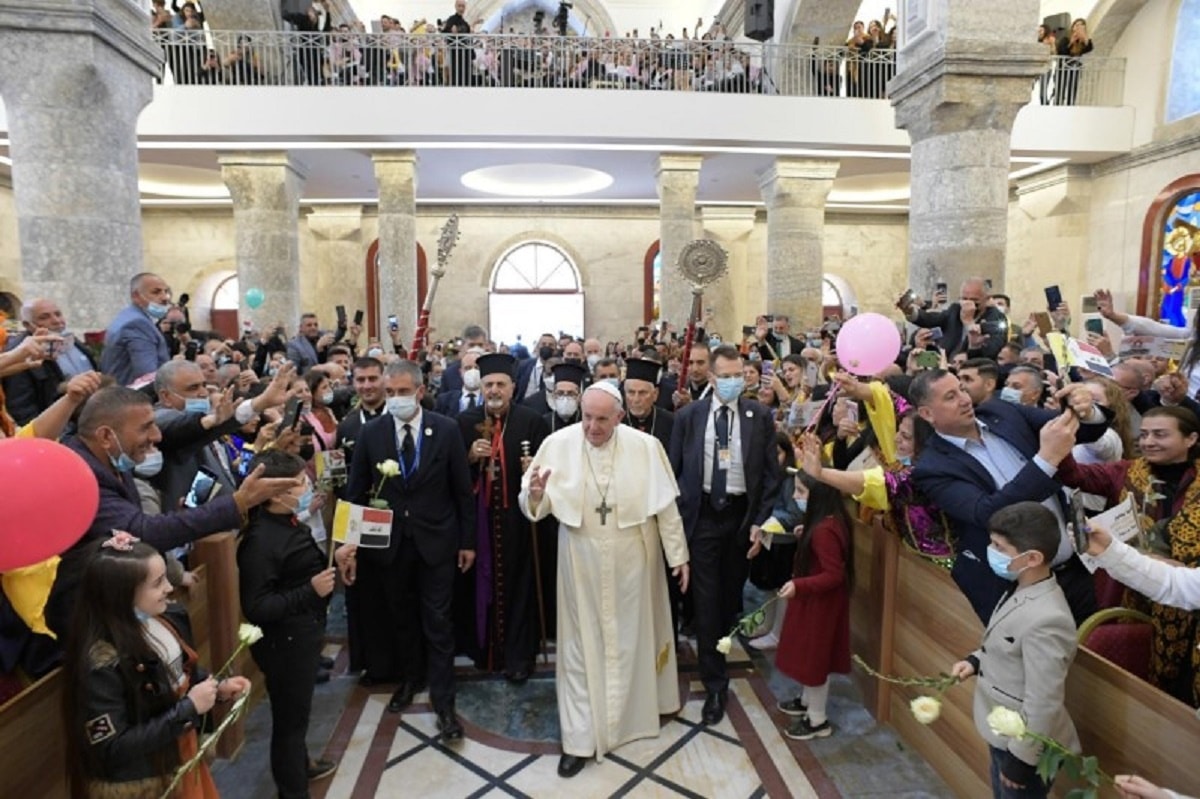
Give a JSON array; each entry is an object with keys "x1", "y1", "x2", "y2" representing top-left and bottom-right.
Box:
[
  {"x1": 237, "y1": 623, "x2": 264, "y2": 646},
  {"x1": 986, "y1": 706, "x2": 1027, "y2": 739},
  {"x1": 377, "y1": 459, "x2": 401, "y2": 478},
  {"x1": 910, "y1": 696, "x2": 942, "y2": 725},
  {"x1": 716, "y1": 636, "x2": 733, "y2": 655}
]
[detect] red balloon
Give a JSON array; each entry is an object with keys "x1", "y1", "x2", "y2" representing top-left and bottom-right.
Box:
[{"x1": 0, "y1": 438, "x2": 98, "y2": 571}]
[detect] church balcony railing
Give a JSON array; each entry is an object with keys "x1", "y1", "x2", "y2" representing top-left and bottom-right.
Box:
[{"x1": 149, "y1": 31, "x2": 1125, "y2": 108}]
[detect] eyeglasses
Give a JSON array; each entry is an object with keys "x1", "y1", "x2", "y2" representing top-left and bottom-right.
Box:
[{"x1": 552, "y1": 391, "x2": 580, "y2": 399}]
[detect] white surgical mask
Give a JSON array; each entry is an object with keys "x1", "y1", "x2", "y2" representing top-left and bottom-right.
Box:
[
  {"x1": 1000, "y1": 386, "x2": 1023, "y2": 405},
  {"x1": 386, "y1": 395, "x2": 418, "y2": 420},
  {"x1": 586, "y1": 354, "x2": 601, "y2": 369},
  {"x1": 463, "y1": 368, "x2": 482, "y2": 391},
  {"x1": 554, "y1": 395, "x2": 579, "y2": 418}
]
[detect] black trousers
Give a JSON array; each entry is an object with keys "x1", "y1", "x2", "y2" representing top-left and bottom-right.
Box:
[
  {"x1": 355, "y1": 554, "x2": 426, "y2": 687},
  {"x1": 251, "y1": 615, "x2": 325, "y2": 799},
  {"x1": 690, "y1": 495, "x2": 751, "y2": 694},
  {"x1": 359, "y1": 540, "x2": 456, "y2": 710}
]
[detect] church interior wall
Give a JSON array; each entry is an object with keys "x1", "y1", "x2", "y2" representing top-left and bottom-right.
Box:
[{"x1": 0, "y1": 179, "x2": 19, "y2": 299}]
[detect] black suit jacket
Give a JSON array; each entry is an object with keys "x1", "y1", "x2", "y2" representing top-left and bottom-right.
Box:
[
  {"x1": 435, "y1": 389, "x2": 481, "y2": 419},
  {"x1": 2, "y1": 335, "x2": 97, "y2": 424},
  {"x1": 668, "y1": 397, "x2": 781, "y2": 539},
  {"x1": 344, "y1": 411, "x2": 475, "y2": 567},
  {"x1": 911, "y1": 303, "x2": 1007, "y2": 360},
  {"x1": 756, "y1": 332, "x2": 804, "y2": 361},
  {"x1": 912, "y1": 399, "x2": 1109, "y2": 622}
]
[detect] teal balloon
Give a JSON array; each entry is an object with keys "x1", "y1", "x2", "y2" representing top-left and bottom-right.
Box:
[{"x1": 245, "y1": 288, "x2": 265, "y2": 309}]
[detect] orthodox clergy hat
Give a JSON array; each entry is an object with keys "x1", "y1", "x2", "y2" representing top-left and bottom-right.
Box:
[
  {"x1": 624, "y1": 358, "x2": 662, "y2": 386},
  {"x1": 552, "y1": 361, "x2": 587, "y2": 388},
  {"x1": 476, "y1": 352, "x2": 516, "y2": 379}
]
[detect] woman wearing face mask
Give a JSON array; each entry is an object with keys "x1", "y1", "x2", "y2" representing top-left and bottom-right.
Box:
[
  {"x1": 1057, "y1": 406, "x2": 1200, "y2": 706},
  {"x1": 792, "y1": 372, "x2": 953, "y2": 561},
  {"x1": 63, "y1": 533, "x2": 250, "y2": 798},
  {"x1": 237, "y1": 450, "x2": 340, "y2": 795},
  {"x1": 303, "y1": 371, "x2": 340, "y2": 451},
  {"x1": 745, "y1": 432, "x2": 808, "y2": 651}
]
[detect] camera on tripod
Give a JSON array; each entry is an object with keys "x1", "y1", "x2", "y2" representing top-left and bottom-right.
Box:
[{"x1": 554, "y1": 1, "x2": 572, "y2": 36}]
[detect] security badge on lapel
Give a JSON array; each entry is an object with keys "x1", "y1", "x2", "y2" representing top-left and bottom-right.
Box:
[{"x1": 86, "y1": 713, "x2": 116, "y2": 744}]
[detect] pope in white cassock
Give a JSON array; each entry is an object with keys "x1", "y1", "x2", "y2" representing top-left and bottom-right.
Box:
[{"x1": 519, "y1": 382, "x2": 691, "y2": 780}]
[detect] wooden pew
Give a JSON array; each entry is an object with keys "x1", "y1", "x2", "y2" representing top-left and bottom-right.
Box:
[{"x1": 852, "y1": 531, "x2": 1200, "y2": 797}]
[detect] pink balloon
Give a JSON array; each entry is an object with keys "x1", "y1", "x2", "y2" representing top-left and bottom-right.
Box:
[
  {"x1": 0, "y1": 439, "x2": 98, "y2": 571},
  {"x1": 835, "y1": 313, "x2": 902, "y2": 377}
]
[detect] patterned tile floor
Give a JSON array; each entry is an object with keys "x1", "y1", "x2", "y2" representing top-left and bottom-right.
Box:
[{"x1": 213, "y1": 594, "x2": 955, "y2": 799}]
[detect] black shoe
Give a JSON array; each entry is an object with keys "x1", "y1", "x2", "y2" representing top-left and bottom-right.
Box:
[
  {"x1": 784, "y1": 716, "x2": 832, "y2": 740},
  {"x1": 315, "y1": 668, "x2": 331, "y2": 685},
  {"x1": 701, "y1": 690, "x2": 727, "y2": 725},
  {"x1": 777, "y1": 696, "x2": 808, "y2": 717},
  {"x1": 557, "y1": 754, "x2": 586, "y2": 778},
  {"x1": 387, "y1": 683, "x2": 416, "y2": 713},
  {"x1": 318, "y1": 654, "x2": 335, "y2": 670},
  {"x1": 505, "y1": 667, "x2": 532, "y2": 684},
  {"x1": 306, "y1": 758, "x2": 338, "y2": 782},
  {"x1": 436, "y1": 710, "x2": 464, "y2": 743}
]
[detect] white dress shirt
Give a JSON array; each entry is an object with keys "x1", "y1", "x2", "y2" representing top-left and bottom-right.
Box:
[{"x1": 702, "y1": 396, "x2": 746, "y2": 495}]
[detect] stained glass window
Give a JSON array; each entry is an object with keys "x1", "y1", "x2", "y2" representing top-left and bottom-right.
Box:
[{"x1": 1158, "y1": 189, "x2": 1200, "y2": 326}]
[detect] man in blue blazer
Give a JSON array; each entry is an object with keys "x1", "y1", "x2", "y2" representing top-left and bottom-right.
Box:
[
  {"x1": 100, "y1": 273, "x2": 173, "y2": 386},
  {"x1": 669, "y1": 345, "x2": 781, "y2": 725},
  {"x1": 911, "y1": 369, "x2": 1104, "y2": 626},
  {"x1": 343, "y1": 360, "x2": 476, "y2": 742},
  {"x1": 439, "y1": 324, "x2": 490, "y2": 395}
]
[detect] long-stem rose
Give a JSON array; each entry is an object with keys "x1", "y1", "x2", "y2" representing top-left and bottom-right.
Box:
[
  {"x1": 715, "y1": 595, "x2": 781, "y2": 657},
  {"x1": 370, "y1": 460, "x2": 400, "y2": 508},
  {"x1": 910, "y1": 696, "x2": 942, "y2": 724}
]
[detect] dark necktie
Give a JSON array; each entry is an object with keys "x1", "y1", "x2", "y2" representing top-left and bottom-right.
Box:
[
  {"x1": 710, "y1": 406, "x2": 730, "y2": 510},
  {"x1": 401, "y1": 423, "x2": 416, "y2": 475},
  {"x1": 463, "y1": 392, "x2": 476, "y2": 411}
]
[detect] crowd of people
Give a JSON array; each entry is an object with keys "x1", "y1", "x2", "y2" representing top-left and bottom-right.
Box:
[{"x1": 2, "y1": 266, "x2": 1197, "y2": 798}]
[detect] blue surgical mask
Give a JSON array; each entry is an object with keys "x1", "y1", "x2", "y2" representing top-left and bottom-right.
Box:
[
  {"x1": 294, "y1": 486, "x2": 314, "y2": 515},
  {"x1": 134, "y1": 449, "x2": 164, "y2": 477},
  {"x1": 134, "y1": 608, "x2": 152, "y2": 623},
  {"x1": 184, "y1": 397, "x2": 211, "y2": 415},
  {"x1": 105, "y1": 429, "x2": 137, "y2": 473},
  {"x1": 986, "y1": 546, "x2": 1029, "y2": 581},
  {"x1": 1000, "y1": 386, "x2": 1023, "y2": 405},
  {"x1": 146, "y1": 302, "x2": 171, "y2": 320},
  {"x1": 794, "y1": 498, "x2": 808, "y2": 514},
  {"x1": 897, "y1": 455, "x2": 913, "y2": 467},
  {"x1": 602, "y1": 378, "x2": 620, "y2": 390},
  {"x1": 715, "y1": 376, "x2": 745, "y2": 403}
]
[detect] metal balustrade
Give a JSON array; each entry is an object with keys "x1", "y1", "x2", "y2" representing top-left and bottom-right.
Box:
[{"x1": 150, "y1": 30, "x2": 1125, "y2": 107}]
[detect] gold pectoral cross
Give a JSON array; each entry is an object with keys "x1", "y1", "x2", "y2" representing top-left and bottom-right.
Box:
[{"x1": 596, "y1": 498, "x2": 612, "y2": 525}]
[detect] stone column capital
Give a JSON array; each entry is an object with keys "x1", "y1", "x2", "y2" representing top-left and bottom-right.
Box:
[
  {"x1": 1015, "y1": 165, "x2": 1093, "y2": 219},
  {"x1": 371, "y1": 150, "x2": 419, "y2": 168},
  {"x1": 372, "y1": 152, "x2": 418, "y2": 211},
  {"x1": 655, "y1": 154, "x2": 705, "y2": 179},
  {"x1": 306, "y1": 205, "x2": 364, "y2": 241},
  {"x1": 0, "y1": 1, "x2": 163, "y2": 85},
  {"x1": 758, "y1": 158, "x2": 840, "y2": 207},
  {"x1": 890, "y1": 44, "x2": 1049, "y2": 139},
  {"x1": 218, "y1": 152, "x2": 308, "y2": 209}
]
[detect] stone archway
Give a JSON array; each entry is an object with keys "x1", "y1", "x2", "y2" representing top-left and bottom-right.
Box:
[{"x1": 1085, "y1": 0, "x2": 1150, "y2": 56}]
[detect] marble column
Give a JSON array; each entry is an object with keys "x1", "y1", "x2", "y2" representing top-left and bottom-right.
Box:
[
  {"x1": 700, "y1": 206, "x2": 758, "y2": 339},
  {"x1": 372, "y1": 152, "x2": 418, "y2": 342},
  {"x1": 890, "y1": 0, "x2": 1049, "y2": 294},
  {"x1": 218, "y1": 152, "x2": 307, "y2": 331},
  {"x1": 305, "y1": 205, "x2": 365, "y2": 324},
  {"x1": 758, "y1": 158, "x2": 839, "y2": 330},
  {"x1": 655, "y1": 155, "x2": 703, "y2": 327},
  {"x1": 0, "y1": 1, "x2": 160, "y2": 331}
]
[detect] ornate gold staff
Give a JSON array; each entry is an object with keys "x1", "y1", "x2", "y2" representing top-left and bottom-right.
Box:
[
  {"x1": 409, "y1": 213, "x2": 460, "y2": 359},
  {"x1": 521, "y1": 439, "x2": 549, "y2": 665},
  {"x1": 675, "y1": 240, "x2": 729, "y2": 391}
]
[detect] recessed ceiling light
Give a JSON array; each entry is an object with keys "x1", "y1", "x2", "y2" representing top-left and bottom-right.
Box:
[{"x1": 460, "y1": 164, "x2": 613, "y2": 197}]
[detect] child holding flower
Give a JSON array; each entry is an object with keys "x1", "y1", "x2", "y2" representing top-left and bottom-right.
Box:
[
  {"x1": 62, "y1": 533, "x2": 249, "y2": 798},
  {"x1": 773, "y1": 470, "x2": 854, "y2": 741},
  {"x1": 949, "y1": 502, "x2": 1079, "y2": 799}
]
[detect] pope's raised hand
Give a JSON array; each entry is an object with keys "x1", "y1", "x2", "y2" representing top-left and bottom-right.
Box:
[{"x1": 528, "y1": 465, "x2": 553, "y2": 503}]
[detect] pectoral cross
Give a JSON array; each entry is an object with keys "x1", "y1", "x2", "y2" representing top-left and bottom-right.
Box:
[
  {"x1": 487, "y1": 459, "x2": 500, "y2": 479},
  {"x1": 595, "y1": 498, "x2": 611, "y2": 525}
]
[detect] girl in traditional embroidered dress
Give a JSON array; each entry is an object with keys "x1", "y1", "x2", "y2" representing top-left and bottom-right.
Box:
[
  {"x1": 63, "y1": 535, "x2": 248, "y2": 799},
  {"x1": 1057, "y1": 406, "x2": 1200, "y2": 706}
]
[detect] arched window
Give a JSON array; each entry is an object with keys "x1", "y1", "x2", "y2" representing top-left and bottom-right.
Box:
[
  {"x1": 643, "y1": 240, "x2": 661, "y2": 325},
  {"x1": 209, "y1": 273, "x2": 241, "y2": 340},
  {"x1": 1137, "y1": 175, "x2": 1200, "y2": 322},
  {"x1": 1167, "y1": 0, "x2": 1200, "y2": 123},
  {"x1": 488, "y1": 241, "x2": 584, "y2": 346}
]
